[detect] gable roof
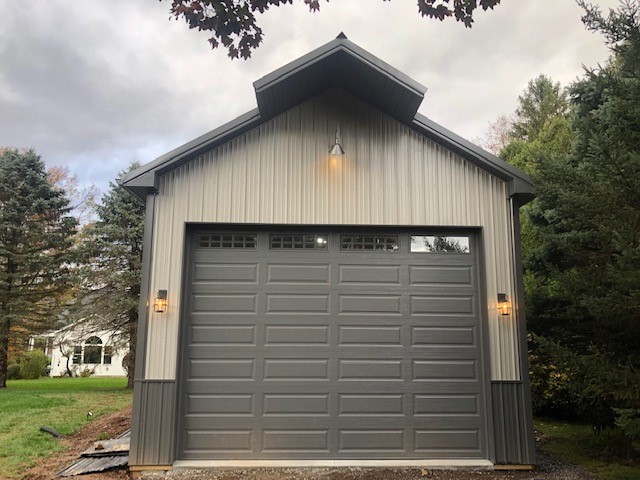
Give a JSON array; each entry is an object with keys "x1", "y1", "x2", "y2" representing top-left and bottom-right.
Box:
[{"x1": 120, "y1": 34, "x2": 534, "y2": 202}]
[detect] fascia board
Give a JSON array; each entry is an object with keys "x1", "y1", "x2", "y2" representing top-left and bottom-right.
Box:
[{"x1": 253, "y1": 37, "x2": 427, "y2": 97}]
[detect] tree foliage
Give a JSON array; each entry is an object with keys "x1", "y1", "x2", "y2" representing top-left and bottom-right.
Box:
[
  {"x1": 0, "y1": 149, "x2": 77, "y2": 388},
  {"x1": 530, "y1": 0, "x2": 640, "y2": 358},
  {"x1": 510, "y1": 75, "x2": 569, "y2": 143},
  {"x1": 164, "y1": 0, "x2": 501, "y2": 59},
  {"x1": 78, "y1": 163, "x2": 145, "y2": 388}
]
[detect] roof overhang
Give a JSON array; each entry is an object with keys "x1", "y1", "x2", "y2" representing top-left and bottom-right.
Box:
[{"x1": 253, "y1": 33, "x2": 427, "y2": 124}]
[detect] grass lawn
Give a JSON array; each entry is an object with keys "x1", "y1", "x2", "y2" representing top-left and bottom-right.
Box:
[
  {"x1": 0, "y1": 377, "x2": 133, "y2": 478},
  {"x1": 536, "y1": 418, "x2": 640, "y2": 480}
]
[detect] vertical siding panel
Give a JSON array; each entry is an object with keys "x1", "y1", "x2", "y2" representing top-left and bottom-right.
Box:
[{"x1": 146, "y1": 89, "x2": 520, "y2": 381}]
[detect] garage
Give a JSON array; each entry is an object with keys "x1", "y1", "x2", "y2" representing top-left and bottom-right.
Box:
[
  {"x1": 122, "y1": 33, "x2": 536, "y2": 470},
  {"x1": 179, "y1": 228, "x2": 489, "y2": 460}
]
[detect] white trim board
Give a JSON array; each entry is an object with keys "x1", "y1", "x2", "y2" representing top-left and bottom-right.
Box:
[{"x1": 173, "y1": 460, "x2": 494, "y2": 469}]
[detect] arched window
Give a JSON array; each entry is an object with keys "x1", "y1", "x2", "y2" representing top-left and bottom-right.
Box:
[{"x1": 83, "y1": 336, "x2": 103, "y2": 364}]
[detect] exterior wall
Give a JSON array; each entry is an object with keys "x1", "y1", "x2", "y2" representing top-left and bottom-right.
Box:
[
  {"x1": 144, "y1": 88, "x2": 520, "y2": 382},
  {"x1": 47, "y1": 324, "x2": 127, "y2": 377}
]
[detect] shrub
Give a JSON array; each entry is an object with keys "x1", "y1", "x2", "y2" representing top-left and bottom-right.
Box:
[
  {"x1": 6, "y1": 362, "x2": 21, "y2": 380},
  {"x1": 529, "y1": 333, "x2": 640, "y2": 455},
  {"x1": 16, "y1": 350, "x2": 50, "y2": 380}
]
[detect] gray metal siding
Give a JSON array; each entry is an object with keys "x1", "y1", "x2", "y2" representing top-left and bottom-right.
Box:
[
  {"x1": 144, "y1": 88, "x2": 520, "y2": 381},
  {"x1": 178, "y1": 229, "x2": 488, "y2": 460},
  {"x1": 129, "y1": 381, "x2": 176, "y2": 466},
  {"x1": 491, "y1": 382, "x2": 535, "y2": 464}
]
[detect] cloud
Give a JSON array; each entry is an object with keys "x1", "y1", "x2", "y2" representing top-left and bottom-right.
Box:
[{"x1": 0, "y1": 0, "x2": 620, "y2": 194}]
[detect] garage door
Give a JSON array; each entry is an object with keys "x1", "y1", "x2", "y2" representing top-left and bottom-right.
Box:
[{"x1": 179, "y1": 228, "x2": 488, "y2": 460}]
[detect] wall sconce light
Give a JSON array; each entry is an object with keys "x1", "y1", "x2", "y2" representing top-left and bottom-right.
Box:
[
  {"x1": 329, "y1": 129, "x2": 345, "y2": 156},
  {"x1": 497, "y1": 293, "x2": 512, "y2": 316},
  {"x1": 154, "y1": 290, "x2": 168, "y2": 313}
]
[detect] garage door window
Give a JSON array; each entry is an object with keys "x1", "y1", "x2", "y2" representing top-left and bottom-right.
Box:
[
  {"x1": 410, "y1": 235, "x2": 470, "y2": 253},
  {"x1": 341, "y1": 235, "x2": 398, "y2": 252},
  {"x1": 270, "y1": 234, "x2": 328, "y2": 250},
  {"x1": 198, "y1": 233, "x2": 257, "y2": 249}
]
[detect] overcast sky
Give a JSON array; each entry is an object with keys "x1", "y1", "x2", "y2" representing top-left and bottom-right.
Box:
[{"x1": 0, "y1": 0, "x2": 620, "y2": 196}]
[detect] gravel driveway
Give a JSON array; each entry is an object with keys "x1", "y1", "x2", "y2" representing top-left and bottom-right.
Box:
[{"x1": 142, "y1": 452, "x2": 598, "y2": 480}]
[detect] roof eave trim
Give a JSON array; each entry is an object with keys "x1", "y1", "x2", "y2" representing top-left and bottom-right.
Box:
[
  {"x1": 119, "y1": 108, "x2": 262, "y2": 194},
  {"x1": 411, "y1": 113, "x2": 535, "y2": 198}
]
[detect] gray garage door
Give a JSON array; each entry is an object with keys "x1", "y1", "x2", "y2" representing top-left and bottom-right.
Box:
[{"x1": 179, "y1": 229, "x2": 488, "y2": 460}]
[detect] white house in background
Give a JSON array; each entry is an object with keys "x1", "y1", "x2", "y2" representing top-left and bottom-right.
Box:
[{"x1": 29, "y1": 317, "x2": 127, "y2": 377}]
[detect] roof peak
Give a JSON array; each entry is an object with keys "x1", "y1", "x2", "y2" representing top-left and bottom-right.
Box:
[{"x1": 336, "y1": 32, "x2": 348, "y2": 39}]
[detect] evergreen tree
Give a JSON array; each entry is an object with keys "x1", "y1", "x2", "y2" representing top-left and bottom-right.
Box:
[
  {"x1": 531, "y1": 0, "x2": 640, "y2": 358},
  {"x1": 0, "y1": 149, "x2": 77, "y2": 388},
  {"x1": 79, "y1": 163, "x2": 145, "y2": 388},
  {"x1": 510, "y1": 75, "x2": 569, "y2": 143}
]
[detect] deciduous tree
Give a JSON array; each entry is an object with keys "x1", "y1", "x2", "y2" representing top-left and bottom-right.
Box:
[
  {"x1": 0, "y1": 149, "x2": 77, "y2": 388},
  {"x1": 164, "y1": 0, "x2": 501, "y2": 59}
]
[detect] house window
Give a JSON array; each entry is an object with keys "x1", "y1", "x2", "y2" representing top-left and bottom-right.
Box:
[
  {"x1": 410, "y1": 235, "x2": 470, "y2": 253},
  {"x1": 270, "y1": 234, "x2": 328, "y2": 250},
  {"x1": 83, "y1": 336, "x2": 103, "y2": 364},
  {"x1": 103, "y1": 346, "x2": 113, "y2": 365},
  {"x1": 73, "y1": 346, "x2": 82, "y2": 364}
]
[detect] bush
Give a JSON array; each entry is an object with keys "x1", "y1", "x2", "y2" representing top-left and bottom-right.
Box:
[
  {"x1": 15, "y1": 350, "x2": 50, "y2": 380},
  {"x1": 6, "y1": 362, "x2": 21, "y2": 380},
  {"x1": 528, "y1": 333, "x2": 577, "y2": 418},
  {"x1": 529, "y1": 333, "x2": 640, "y2": 455}
]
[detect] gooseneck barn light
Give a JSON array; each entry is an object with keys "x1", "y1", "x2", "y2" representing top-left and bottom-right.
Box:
[{"x1": 329, "y1": 129, "x2": 345, "y2": 156}]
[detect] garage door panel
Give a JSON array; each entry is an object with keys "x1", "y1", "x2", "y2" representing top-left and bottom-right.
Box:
[
  {"x1": 266, "y1": 294, "x2": 331, "y2": 314},
  {"x1": 338, "y1": 295, "x2": 403, "y2": 315},
  {"x1": 190, "y1": 325, "x2": 257, "y2": 345},
  {"x1": 412, "y1": 360, "x2": 478, "y2": 381},
  {"x1": 192, "y1": 294, "x2": 258, "y2": 313},
  {"x1": 193, "y1": 263, "x2": 259, "y2": 284},
  {"x1": 414, "y1": 429, "x2": 482, "y2": 453},
  {"x1": 338, "y1": 265, "x2": 402, "y2": 284},
  {"x1": 266, "y1": 264, "x2": 331, "y2": 284},
  {"x1": 411, "y1": 326, "x2": 476, "y2": 346},
  {"x1": 413, "y1": 394, "x2": 479, "y2": 415},
  {"x1": 264, "y1": 325, "x2": 330, "y2": 345},
  {"x1": 180, "y1": 229, "x2": 487, "y2": 460},
  {"x1": 262, "y1": 430, "x2": 330, "y2": 453},
  {"x1": 409, "y1": 265, "x2": 473, "y2": 285},
  {"x1": 263, "y1": 394, "x2": 330, "y2": 416},
  {"x1": 185, "y1": 430, "x2": 253, "y2": 453},
  {"x1": 188, "y1": 359, "x2": 255, "y2": 380},
  {"x1": 410, "y1": 295, "x2": 475, "y2": 315}
]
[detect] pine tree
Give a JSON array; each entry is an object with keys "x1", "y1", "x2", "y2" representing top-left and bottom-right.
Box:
[
  {"x1": 0, "y1": 149, "x2": 77, "y2": 388},
  {"x1": 78, "y1": 163, "x2": 145, "y2": 388},
  {"x1": 531, "y1": 0, "x2": 640, "y2": 358}
]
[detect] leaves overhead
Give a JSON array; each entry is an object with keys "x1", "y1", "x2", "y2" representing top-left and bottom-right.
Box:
[{"x1": 164, "y1": 0, "x2": 502, "y2": 59}]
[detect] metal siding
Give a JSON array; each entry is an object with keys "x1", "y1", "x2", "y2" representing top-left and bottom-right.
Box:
[
  {"x1": 129, "y1": 381, "x2": 176, "y2": 466},
  {"x1": 145, "y1": 88, "x2": 519, "y2": 381},
  {"x1": 491, "y1": 382, "x2": 535, "y2": 464}
]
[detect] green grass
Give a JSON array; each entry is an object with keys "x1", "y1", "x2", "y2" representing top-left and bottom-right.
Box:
[
  {"x1": 0, "y1": 377, "x2": 133, "y2": 478},
  {"x1": 536, "y1": 418, "x2": 640, "y2": 480}
]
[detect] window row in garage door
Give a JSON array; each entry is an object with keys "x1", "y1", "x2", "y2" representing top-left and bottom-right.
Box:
[{"x1": 178, "y1": 229, "x2": 489, "y2": 460}]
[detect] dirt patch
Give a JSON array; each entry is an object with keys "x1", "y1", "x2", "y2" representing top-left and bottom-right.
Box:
[
  {"x1": 22, "y1": 406, "x2": 132, "y2": 480},
  {"x1": 19, "y1": 411, "x2": 598, "y2": 480}
]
